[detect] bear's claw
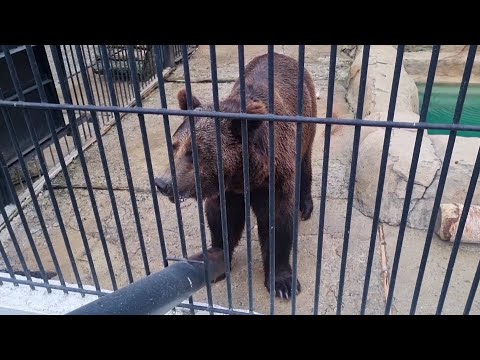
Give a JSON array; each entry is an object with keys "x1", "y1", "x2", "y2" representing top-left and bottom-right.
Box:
[{"x1": 266, "y1": 270, "x2": 301, "y2": 301}]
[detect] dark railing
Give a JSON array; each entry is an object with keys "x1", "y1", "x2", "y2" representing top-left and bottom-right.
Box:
[
  {"x1": 0, "y1": 45, "x2": 196, "y2": 205},
  {"x1": 0, "y1": 45, "x2": 479, "y2": 315}
]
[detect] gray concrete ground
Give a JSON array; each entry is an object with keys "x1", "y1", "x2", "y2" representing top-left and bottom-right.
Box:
[{"x1": 1, "y1": 45, "x2": 479, "y2": 315}]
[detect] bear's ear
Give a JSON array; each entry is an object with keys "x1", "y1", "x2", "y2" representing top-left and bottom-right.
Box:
[
  {"x1": 177, "y1": 88, "x2": 202, "y2": 110},
  {"x1": 230, "y1": 101, "x2": 267, "y2": 139}
]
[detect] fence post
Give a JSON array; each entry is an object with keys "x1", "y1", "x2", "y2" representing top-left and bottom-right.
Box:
[
  {"x1": 0, "y1": 156, "x2": 12, "y2": 207},
  {"x1": 162, "y1": 46, "x2": 176, "y2": 68}
]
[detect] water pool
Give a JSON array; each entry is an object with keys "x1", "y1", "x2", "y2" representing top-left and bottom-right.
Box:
[{"x1": 417, "y1": 82, "x2": 480, "y2": 137}]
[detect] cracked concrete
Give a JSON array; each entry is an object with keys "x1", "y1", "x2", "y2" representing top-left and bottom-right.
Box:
[{"x1": 1, "y1": 45, "x2": 479, "y2": 315}]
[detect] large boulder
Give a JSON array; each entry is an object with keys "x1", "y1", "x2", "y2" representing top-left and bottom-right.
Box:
[
  {"x1": 403, "y1": 46, "x2": 480, "y2": 83},
  {"x1": 347, "y1": 45, "x2": 419, "y2": 118},
  {"x1": 355, "y1": 129, "x2": 441, "y2": 227},
  {"x1": 360, "y1": 110, "x2": 420, "y2": 144},
  {"x1": 408, "y1": 135, "x2": 480, "y2": 229},
  {"x1": 404, "y1": 45, "x2": 468, "y2": 53}
]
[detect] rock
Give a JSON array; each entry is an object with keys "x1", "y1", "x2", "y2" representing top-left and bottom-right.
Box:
[
  {"x1": 408, "y1": 135, "x2": 480, "y2": 229},
  {"x1": 365, "y1": 111, "x2": 420, "y2": 123},
  {"x1": 360, "y1": 111, "x2": 420, "y2": 144},
  {"x1": 404, "y1": 45, "x2": 470, "y2": 53},
  {"x1": 405, "y1": 45, "x2": 436, "y2": 52},
  {"x1": 430, "y1": 135, "x2": 480, "y2": 205},
  {"x1": 403, "y1": 46, "x2": 480, "y2": 83},
  {"x1": 340, "y1": 45, "x2": 357, "y2": 59},
  {"x1": 435, "y1": 203, "x2": 480, "y2": 244},
  {"x1": 355, "y1": 129, "x2": 441, "y2": 227},
  {"x1": 347, "y1": 45, "x2": 419, "y2": 118},
  {"x1": 343, "y1": 45, "x2": 476, "y2": 230}
]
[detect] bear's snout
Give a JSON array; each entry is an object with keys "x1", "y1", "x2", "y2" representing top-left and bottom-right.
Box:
[{"x1": 154, "y1": 177, "x2": 172, "y2": 197}]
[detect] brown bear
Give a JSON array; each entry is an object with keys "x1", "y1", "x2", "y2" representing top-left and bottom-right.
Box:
[{"x1": 155, "y1": 52, "x2": 317, "y2": 299}]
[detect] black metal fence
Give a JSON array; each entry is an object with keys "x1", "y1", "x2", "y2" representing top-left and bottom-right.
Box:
[
  {"x1": 0, "y1": 45, "x2": 196, "y2": 206},
  {"x1": 0, "y1": 45, "x2": 479, "y2": 315}
]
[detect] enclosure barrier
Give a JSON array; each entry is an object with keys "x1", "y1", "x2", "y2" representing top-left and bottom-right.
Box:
[
  {"x1": 0, "y1": 45, "x2": 479, "y2": 315},
  {"x1": 68, "y1": 248, "x2": 225, "y2": 315}
]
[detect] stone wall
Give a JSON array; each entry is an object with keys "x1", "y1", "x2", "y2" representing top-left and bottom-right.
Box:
[
  {"x1": 403, "y1": 45, "x2": 480, "y2": 84},
  {"x1": 345, "y1": 45, "x2": 480, "y2": 230}
]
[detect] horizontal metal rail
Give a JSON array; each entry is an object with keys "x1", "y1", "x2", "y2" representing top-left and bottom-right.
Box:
[
  {"x1": 1, "y1": 99, "x2": 480, "y2": 132},
  {"x1": 67, "y1": 247, "x2": 225, "y2": 315}
]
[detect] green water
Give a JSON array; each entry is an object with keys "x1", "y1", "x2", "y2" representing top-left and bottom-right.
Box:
[{"x1": 417, "y1": 82, "x2": 480, "y2": 137}]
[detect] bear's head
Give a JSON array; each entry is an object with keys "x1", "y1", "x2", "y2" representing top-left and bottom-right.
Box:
[{"x1": 154, "y1": 88, "x2": 267, "y2": 203}]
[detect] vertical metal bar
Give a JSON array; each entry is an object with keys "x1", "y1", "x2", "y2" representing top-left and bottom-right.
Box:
[
  {"x1": 4, "y1": 46, "x2": 72, "y2": 292},
  {"x1": 100, "y1": 45, "x2": 146, "y2": 283},
  {"x1": 49, "y1": 45, "x2": 102, "y2": 291},
  {"x1": 80, "y1": 46, "x2": 103, "y2": 125},
  {"x1": 140, "y1": 45, "x2": 149, "y2": 85},
  {"x1": 337, "y1": 45, "x2": 370, "y2": 315},
  {"x1": 268, "y1": 45, "x2": 275, "y2": 315},
  {"x1": 163, "y1": 45, "x2": 176, "y2": 68},
  {"x1": 152, "y1": 46, "x2": 187, "y2": 259},
  {"x1": 0, "y1": 235, "x2": 16, "y2": 282},
  {"x1": 180, "y1": 44, "x2": 214, "y2": 311},
  {"x1": 92, "y1": 45, "x2": 113, "y2": 120},
  {"x1": 134, "y1": 46, "x2": 143, "y2": 86},
  {"x1": 126, "y1": 45, "x2": 168, "y2": 272},
  {"x1": 61, "y1": 45, "x2": 89, "y2": 140},
  {"x1": 313, "y1": 45, "x2": 337, "y2": 315},
  {"x1": 360, "y1": 45, "x2": 404, "y2": 315},
  {"x1": 238, "y1": 45, "x2": 254, "y2": 313},
  {"x1": 68, "y1": 45, "x2": 92, "y2": 138},
  {"x1": 85, "y1": 46, "x2": 108, "y2": 125},
  {"x1": 436, "y1": 146, "x2": 480, "y2": 314},
  {"x1": 148, "y1": 45, "x2": 156, "y2": 83},
  {"x1": 64, "y1": 45, "x2": 90, "y2": 140},
  {"x1": 409, "y1": 45, "x2": 476, "y2": 315},
  {"x1": 464, "y1": 260, "x2": 480, "y2": 315},
  {"x1": 152, "y1": 45, "x2": 194, "y2": 313},
  {"x1": 209, "y1": 45, "x2": 233, "y2": 309},
  {"x1": 379, "y1": 46, "x2": 440, "y2": 314},
  {"x1": 0, "y1": 149, "x2": 46, "y2": 290},
  {"x1": 144, "y1": 45, "x2": 153, "y2": 85},
  {"x1": 76, "y1": 45, "x2": 130, "y2": 290},
  {"x1": 0, "y1": 165, "x2": 32, "y2": 288},
  {"x1": 120, "y1": 46, "x2": 133, "y2": 105},
  {"x1": 25, "y1": 45, "x2": 85, "y2": 292},
  {"x1": 0, "y1": 80, "x2": 54, "y2": 293},
  {"x1": 291, "y1": 45, "x2": 305, "y2": 314},
  {"x1": 0, "y1": 173, "x2": 15, "y2": 286},
  {"x1": 142, "y1": 45, "x2": 151, "y2": 85},
  {"x1": 107, "y1": 46, "x2": 127, "y2": 108},
  {"x1": 52, "y1": 46, "x2": 117, "y2": 291}
]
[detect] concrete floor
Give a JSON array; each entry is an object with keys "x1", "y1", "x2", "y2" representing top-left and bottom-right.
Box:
[{"x1": 1, "y1": 45, "x2": 479, "y2": 315}]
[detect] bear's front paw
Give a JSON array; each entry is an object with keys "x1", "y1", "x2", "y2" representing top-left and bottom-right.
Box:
[{"x1": 265, "y1": 270, "x2": 301, "y2": 300}]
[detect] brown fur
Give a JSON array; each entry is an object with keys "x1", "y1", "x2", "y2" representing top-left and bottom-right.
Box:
[{"x1": 155, "y1": 52, "x2": 317, "y2": 300}]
